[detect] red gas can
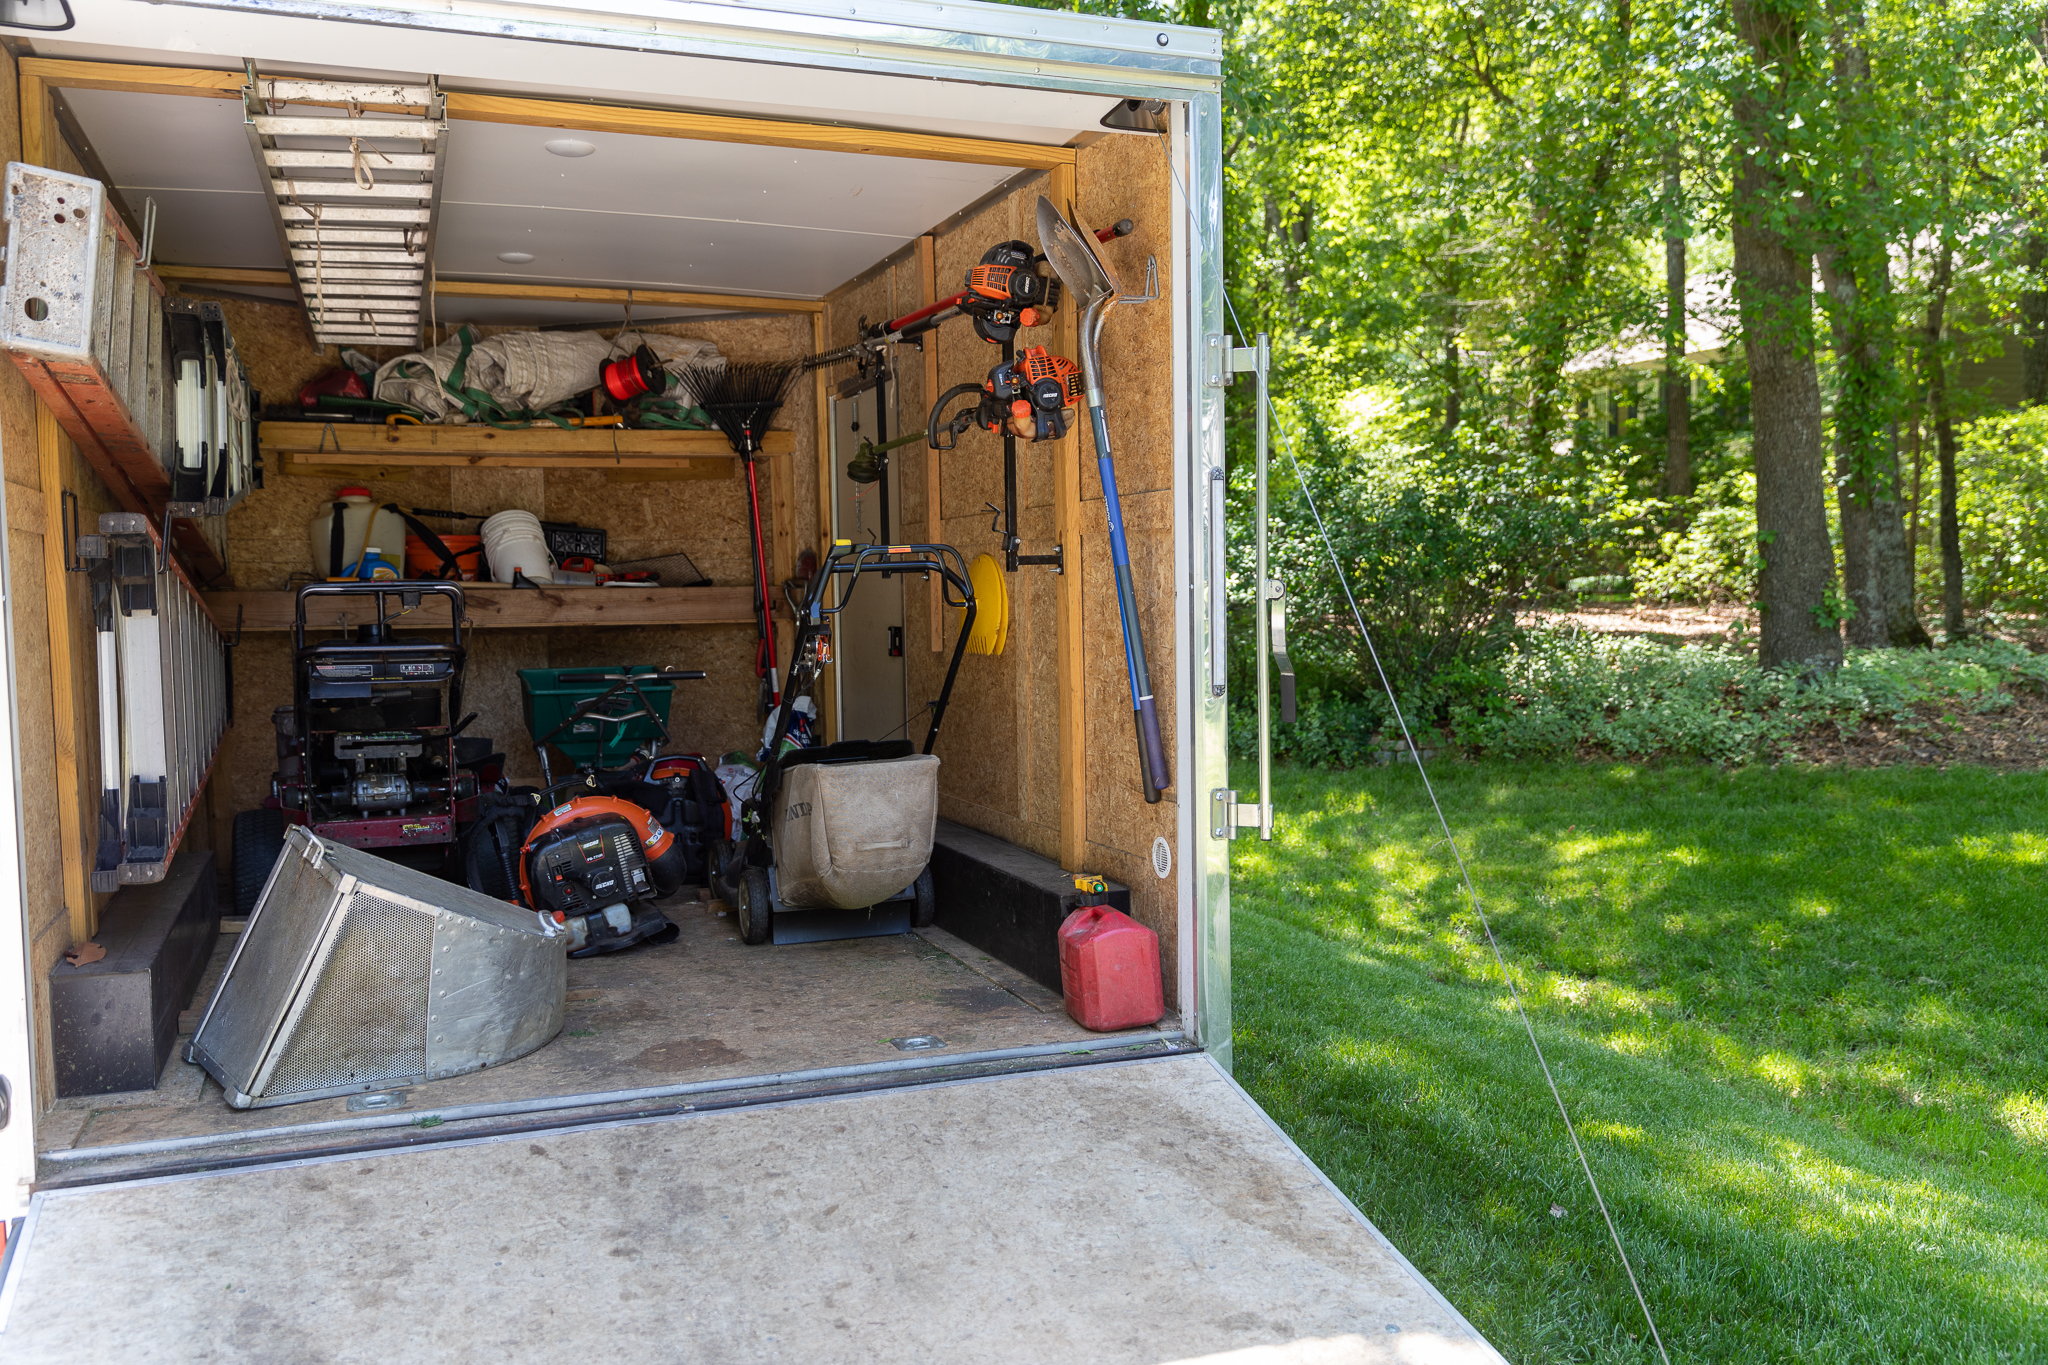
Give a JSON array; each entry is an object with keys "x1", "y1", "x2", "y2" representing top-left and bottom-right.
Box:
[{"x1": 1057, "y1": 905, "x2": 1164, "y2": 1031}]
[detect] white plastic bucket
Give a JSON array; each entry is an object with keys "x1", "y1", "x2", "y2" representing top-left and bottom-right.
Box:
[{"x1": 479, "y1": 509, "x2": 554, "y2": 584}]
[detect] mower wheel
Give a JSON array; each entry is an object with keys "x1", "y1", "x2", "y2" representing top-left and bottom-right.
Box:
[
  {"x1": 737, "y1": 866, "x2": 774, "y2": 945},
  {"x1": 912, "y1": 868, "x2": 937, "y2": 928},
  {"x1": 231, "y1": 808, "x2": 289, "y2": 915}
]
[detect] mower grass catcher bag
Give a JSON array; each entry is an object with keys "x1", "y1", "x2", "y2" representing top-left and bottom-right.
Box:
[{"x1": 771, "y1": 754, "x2": 939, "y2": 910}]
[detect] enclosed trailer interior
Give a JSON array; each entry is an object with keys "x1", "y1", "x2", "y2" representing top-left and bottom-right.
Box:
[{"x1": 0, "y1": 28, "x2": 1205, "y2": 1174}]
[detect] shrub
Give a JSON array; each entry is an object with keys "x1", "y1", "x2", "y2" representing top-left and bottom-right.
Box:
[
  {"x1": 1248, "y1": 429, "x2": 1592, "y2": 723},
  {"x1": 1945, "y1": 408, "x2": 2048, "y2": 611},
  {"x1": 1633, "y1": 472, "x2": 1760, "y2": 603},
  {"x1": 1229, "y1": 686, "x2": 1389, "y2": 767},
  {"x1": 1454, "y1": 629, "x2": 2048, "y2": 762}
]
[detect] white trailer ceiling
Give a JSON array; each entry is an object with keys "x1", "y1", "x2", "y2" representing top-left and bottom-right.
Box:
[
  {"x1": 35, "y1": 0, "x2": 1178, "y2": 147},
  {"x1": 61, "y1": 85, "x2": 1027, "y2": 319}
]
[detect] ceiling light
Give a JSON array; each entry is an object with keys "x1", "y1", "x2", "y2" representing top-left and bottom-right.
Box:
[
  {"x1": 544, "y1": 139, "x2": 596, "y2": 158},
  {"x1": 498, "y1": 251, "x2": 536, "y2": 264}
]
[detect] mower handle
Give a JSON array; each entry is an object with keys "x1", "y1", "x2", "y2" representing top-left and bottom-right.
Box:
[{"x1": 556, "y1": 670, "x2": 706, "y2": 685}]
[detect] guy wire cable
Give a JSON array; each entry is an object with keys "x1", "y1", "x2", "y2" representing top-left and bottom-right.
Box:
[{"x1": 1162, "y1": 149, "x2": 1673, "y2": 1365}]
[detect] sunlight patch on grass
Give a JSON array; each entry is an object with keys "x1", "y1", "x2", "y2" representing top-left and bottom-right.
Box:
[
  {"x1": 1953, "y1": 830, "x2": 2048, "y2": 866},
  {"x1": 1601, "y1": 1028, "x2": 1668, "y2": 1060},
  {"x1": 1998, "y1": 1092, "x2": 2048, "y2": 1148},
  {"x1": 1754, "y1": 1050, "x2": 1811, "y2": 1097},
  {"x1": 1579, "y1": 1120, "x2": 1647, "y2": 1146}
]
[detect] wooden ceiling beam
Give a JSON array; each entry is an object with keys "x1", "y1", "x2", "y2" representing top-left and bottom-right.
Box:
[
  {"x1": 161, "y1": 268, "x2": 823, "y2": 315},
  {"x1": 20, "y1": 59, "x2": 1074, "y2": 171}
]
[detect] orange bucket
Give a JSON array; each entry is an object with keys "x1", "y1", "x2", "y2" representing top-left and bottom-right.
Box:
[{"x1": 405, "y1": 533, "x2": 486, "y2": 581}]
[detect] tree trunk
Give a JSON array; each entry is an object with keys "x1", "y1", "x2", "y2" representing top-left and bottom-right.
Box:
[
  {"x1": 2023, "y1": 232, "x2": 2047, "y2": 406},
  {"x1": 1732, "y1": 0, "x2": 1842, "y2": 671},
  {"x1": 1524, "y1": 0, "x2": 1632, "y2": 459},
  {"x1": 1441, "y1": 335, "x2": 1462, "y2": 435},
  {"x1": 1816, "y1": 4, "x2": 1928, "y2": 649},
  {"x1": 1925, "y1": 244, "x2": 1966, "y2": 638},
  {"x1": 1819, "y1": 247, "x2": 1929, "y2": 649},
  {"x1": 1663, "y1": 155, "x2": 1692, "y2": 497}
]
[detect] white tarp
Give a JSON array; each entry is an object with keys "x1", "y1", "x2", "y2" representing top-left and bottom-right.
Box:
[{"x1": 373, "y1": 329, "x2": 723, "y2": 422}]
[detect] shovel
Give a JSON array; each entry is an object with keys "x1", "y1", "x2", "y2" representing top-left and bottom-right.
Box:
[{"x1": 1036, "y1": 195, "x2": 1170, "y2": 804}]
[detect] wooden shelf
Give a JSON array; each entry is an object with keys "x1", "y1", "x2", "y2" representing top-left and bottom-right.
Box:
[
  {"x1": 259, "y1": 422, "x2": 786, "y2": 479},
  {"x1": 207, "y1": 583, "x2": 760, "y2": 632}
]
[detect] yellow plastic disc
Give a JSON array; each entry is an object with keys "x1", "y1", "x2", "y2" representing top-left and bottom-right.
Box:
[{"x1": 965, "y1": 553, "x2": 1008, "y2": 656}]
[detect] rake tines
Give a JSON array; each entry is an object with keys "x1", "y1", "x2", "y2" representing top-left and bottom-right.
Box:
[{"x1": 672, "y1": 360, "x2": 800, "y2": 456}]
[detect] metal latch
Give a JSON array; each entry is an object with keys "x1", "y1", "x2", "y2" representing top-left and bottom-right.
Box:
[
  {"x1": 1267, "y1": 578, "x2": 1296, "y2": 724},
  {"x1": 1210, "y1": 788, "x2": 1263, "y2": 840}
]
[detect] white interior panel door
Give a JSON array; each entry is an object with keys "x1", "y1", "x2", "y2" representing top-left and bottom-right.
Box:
[{"x1": 827, "y1": 391, "x2": 907, "y2": 745}]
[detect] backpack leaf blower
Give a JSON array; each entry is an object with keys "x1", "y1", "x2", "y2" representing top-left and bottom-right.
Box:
[{"x1": 517, "y1": 790, "x2": 687, "y2": 957}]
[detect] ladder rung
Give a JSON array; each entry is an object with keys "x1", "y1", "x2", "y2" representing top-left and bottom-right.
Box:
[
  {"x1": 309, "y1": 304, "x2": 420, "y2": 317},
  {"x1": 291, "y1": 285, "x2": 423, "y2": 299},
  {"x1": 250, "y1": 115, "x2": 440, "y2": 140},
  {"x1": 288, "y1": 228, "x2": 418, "y2": 246},
  {"x1": 299, "y1": 270, "x2": 427, "y2": 284},
  {"x1": 264, "y1": 150, "x2": 438, "y2": 171},
  {"x1": 251, "y1": 80, "x2": 436, "y2": 106},
  {"x1": 293, "y1": 247, "x2": 426, "y2": 265},
  {"x1": 280, "y1": 206, "x2": 431, "y2": 225},
  {"x1": 272, "y1": 179, "x2": 434, "y2": 201}
]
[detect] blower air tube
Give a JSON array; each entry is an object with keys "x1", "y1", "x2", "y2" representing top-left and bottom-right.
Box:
[{"x1": 646, "y1": 832, "x2": 690, "y2": 898}]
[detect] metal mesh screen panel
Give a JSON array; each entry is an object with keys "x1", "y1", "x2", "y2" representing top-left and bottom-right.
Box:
[
  {"x1": 192, "y1": 848, "x2": 333, "y2": 1094},
  {"x1": 263, "y1": 890, "x2": 433, "y2": 1097}
]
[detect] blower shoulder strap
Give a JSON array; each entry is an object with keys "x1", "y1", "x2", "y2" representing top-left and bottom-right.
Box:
[
  {"x1": 384, "y1": 505, "x2": 464, "y2": 579},
  {"x1": 328, "y1": 503, "x2": 346, "y2": 579}
]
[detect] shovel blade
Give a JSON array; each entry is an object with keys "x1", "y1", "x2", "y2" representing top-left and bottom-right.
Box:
[{"x1": 1036, "y1": 195, "x2": 1112, "y2": 306}]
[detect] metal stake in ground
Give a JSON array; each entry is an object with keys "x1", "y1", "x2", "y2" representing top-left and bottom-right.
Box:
[
  {"x1": 674, "y1": 361, "x2": 800, "y2": 717},
  {"x1": 1035, "y1": 196, "x2": 1170, "y2": 803}
]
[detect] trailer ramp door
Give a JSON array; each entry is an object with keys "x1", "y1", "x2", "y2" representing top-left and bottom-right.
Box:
[{"x1": 0, "y1": 1053, "x2": 1501, "y2": 1363}]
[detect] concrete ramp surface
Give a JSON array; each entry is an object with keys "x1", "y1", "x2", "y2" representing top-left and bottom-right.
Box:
[{"x1": 1, "y1": 1054, "x2": 1501, "y2": 1363}]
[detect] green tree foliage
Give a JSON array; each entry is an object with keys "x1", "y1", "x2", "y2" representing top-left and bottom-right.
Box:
[{"x1": 998, "y1": 0, "x2": 2048, "y2": 704}]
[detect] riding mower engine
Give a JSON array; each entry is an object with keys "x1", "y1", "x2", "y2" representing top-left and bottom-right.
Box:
[
  {"x1": 306, "y1": 731, "x2": 478, "y2": 816},
  {"x1": 518, "y1": 795, "x2": 688, "y2": 957}
]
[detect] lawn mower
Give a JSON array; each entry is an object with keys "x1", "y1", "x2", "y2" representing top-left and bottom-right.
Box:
[
  {"x1": 232, "y1": 582, "x2": 499, "y2": 913},
  {"x1": 715, "y1": 539, "x2": 976, "y2": 946},
  {"x1": 462, "y1": 665, "x2": 724, "y2": 957}
]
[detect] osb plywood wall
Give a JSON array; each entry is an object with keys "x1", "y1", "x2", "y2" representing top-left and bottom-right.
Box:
[
  {"x1": 207, "y1": 303, "x2": 817, "y2": 838},
  {"x1": 822, "y1": 134, "x2": 1181, "y2": 1002},
  {"x1": 3, "y1": 53, "x2": 150, "y2": 1104}
]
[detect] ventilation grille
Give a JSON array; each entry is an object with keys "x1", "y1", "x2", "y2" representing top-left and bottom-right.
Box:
[{"x1": 263, "y1": 890, "x2": 433, "y2": 1097}]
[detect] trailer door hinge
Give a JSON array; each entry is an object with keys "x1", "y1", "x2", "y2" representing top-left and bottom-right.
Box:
[
  {"x1": 1204, "y1": 334, "x2": 1265, "y2": 389},
  {"x1": 1210, "y1": 788, "x2": 1263, "y2": 840}
]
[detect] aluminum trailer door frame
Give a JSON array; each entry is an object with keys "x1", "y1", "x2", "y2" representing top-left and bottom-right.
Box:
[{"x1": 62, "y1": 0, "x2": 1234, "y2": 1061}]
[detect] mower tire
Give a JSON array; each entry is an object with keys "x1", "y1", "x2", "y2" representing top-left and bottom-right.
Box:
[
  {"x1": 738, "y1": 866, "x2": 774, "y2": 945},
  {"x1": 231, "y1": 808, "x2": 289, "y2": 915},
  {"x1": 912, "y1": 868, "x2": 937, "y2": 928}
]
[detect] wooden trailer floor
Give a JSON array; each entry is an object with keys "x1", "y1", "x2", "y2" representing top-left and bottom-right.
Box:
[{"x1": 36, "y1": 899, "x2": 1147, "y2": 1176}]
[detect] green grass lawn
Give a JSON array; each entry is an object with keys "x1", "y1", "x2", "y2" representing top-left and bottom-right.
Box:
[{"x1": 1229, "y1": 760, "x2": 2048, "y2": 1364}]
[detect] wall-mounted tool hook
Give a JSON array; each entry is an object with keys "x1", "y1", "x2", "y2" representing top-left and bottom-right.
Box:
[{"x1": 1119, "y1": 255, "x2": 1160, "y2": 306}]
